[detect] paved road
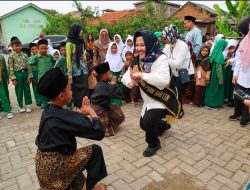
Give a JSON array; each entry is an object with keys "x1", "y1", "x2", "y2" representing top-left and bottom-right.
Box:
[
  {"x1": 0, "y1": 100, "x2": 250, "y2": 190},
  {"x1": 0, "y1": 65, "x2": 250, "y2": 189}
]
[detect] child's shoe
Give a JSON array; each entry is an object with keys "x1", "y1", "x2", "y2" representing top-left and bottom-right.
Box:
[
  {"x1": 19, "y1": 107, "x2": 26, "y2": 113},
  {"x1": 26, "y1": 105, "x2": 31, "y2": 113},
  {"x1": 36, "y1": 104, "x2": 43, "y2": 109},
  {"x1": 7, "y1": 113, "x2": 13, "y2": 119}
]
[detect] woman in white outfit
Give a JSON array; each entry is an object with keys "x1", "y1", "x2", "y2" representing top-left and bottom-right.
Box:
[
  {"x1": 122, "y1": 30, "x2": 179, "y2": 157},
  {"x1": 162, "y1": 24, "x2": 194, "y2": 118}
]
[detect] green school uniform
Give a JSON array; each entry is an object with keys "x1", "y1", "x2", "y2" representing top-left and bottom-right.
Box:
[
  {"x1": 28, "y1": 53, "x2": 55, "y2": 107},
  {"x1": 0, "y1": 55, "x2": 11, "y2": 113},
  {"x1": 205, "y1": 40, "x2": 228, "y2": 107},
  {"x1": 8, "y1": 51, "x2": 32, "y2": 108},
  {"x1": 29, "y1": 54, "x2": 42, "y2": 106},
  {"x1": 110, "y1": 71, "x2": 123, "y2": 107},
  {"x1": 55, "y1": 55, "x2": 68, "y2": 75}
]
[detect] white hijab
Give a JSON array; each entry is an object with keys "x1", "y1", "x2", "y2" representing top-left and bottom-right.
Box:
[
  {"x1": 51, "y1": 49, "x2": 61, "y2": 67},
  {"x1": 222, "y1": 39, "x2": 238, "y2": 58},
  {"x1": 122, "y1": 35, "x2": 134, "y2": 61},
  {"x1": 113, "y1": 34, "x2": 125, "y2": 55},
  {"x1": 210, "y1": 34, "x2": 225, "y2": 55},
  {"x1": 105, "y1": 42, "x2": 124, "y2": 72}
]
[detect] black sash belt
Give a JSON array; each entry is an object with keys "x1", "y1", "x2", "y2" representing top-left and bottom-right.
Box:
[{"x1": 131, "y1": 56, "x2": 180, "y2": 119}]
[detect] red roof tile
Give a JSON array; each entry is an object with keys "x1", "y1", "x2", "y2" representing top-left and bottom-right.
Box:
[{"x1": 91, "y1": 9, "x2": 137, "y2": 25}]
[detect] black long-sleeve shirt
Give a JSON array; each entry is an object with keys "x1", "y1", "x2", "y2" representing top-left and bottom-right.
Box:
[
  {"x1": 90, "y1": 80, "x2": 121, "y2": 107},
  {"x1": 35, "y1": 104, "x2": 105, "y2": 154}
]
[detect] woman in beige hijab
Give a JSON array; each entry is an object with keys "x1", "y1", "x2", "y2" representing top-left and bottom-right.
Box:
[{"x1": 93, "y1": 29, "x2": 111, "y2": 65}]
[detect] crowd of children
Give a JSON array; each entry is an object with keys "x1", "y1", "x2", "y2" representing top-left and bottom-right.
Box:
[
  {"x1": 0, "y1": 20, "x2": 249, "y2": 130},
  {"x1": 0, "y1": 17, "x2": 249, "y2": 190},
  {"x1": 0, "y1": 30, "x2": 140, "y2": 120}
]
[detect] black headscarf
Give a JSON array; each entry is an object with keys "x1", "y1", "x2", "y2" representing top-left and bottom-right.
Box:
[
  {"x1": 133, "y1": 30, "x2": 163, "y2": 63},
  {"x1": 237, "y1": 16, "x2": 250, "y2": 36},
  {"x1": 67, "y1": 23, "x2": 84, "y2": 68}
]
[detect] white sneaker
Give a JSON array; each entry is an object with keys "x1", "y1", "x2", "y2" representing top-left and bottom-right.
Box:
[
  {"x1": 26, "y1": 105, "x2": 31, "y2": 113},
  {"x1": 19, "y1": 107, "x2": 25, "y2": 113},
  {"x1": 7, "y1": 113, "x2": 13, "y2": 119}
]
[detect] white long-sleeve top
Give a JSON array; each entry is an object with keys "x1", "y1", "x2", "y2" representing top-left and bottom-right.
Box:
[
  {"x1": 121, "y1": 54, "x2": 170, "y2": 117},
  {"x1": 163, "y1": 39, "x2": 194, "y2": 77},
  {"x1": 233, "y1": 49, "x2": 250, "y2": 88}
]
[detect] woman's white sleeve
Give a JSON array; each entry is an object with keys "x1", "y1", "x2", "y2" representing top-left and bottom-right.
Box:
[
  {"x1": 121, "y1": 68, "x2": 134, "y2": 89},
  {"x1": 233, "y1": 49, "x2": 241, "y2": 76}
]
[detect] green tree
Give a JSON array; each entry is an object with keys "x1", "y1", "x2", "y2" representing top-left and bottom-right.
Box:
[
  {"x1": 42, "y1": 13, "x2": 81, "y2": 35},
  {"x1": 43, "y1": 9, "x2": 59, "y2": 17},
  {"x1": 42, "y1": 0, "x2": 184, "y2": 40},
  {"x1": 213, "y1": 0, "x2": 250, "y2": 37},
  {"x1": 72, "y1": 0, "x2": 99, "y2": 25}
]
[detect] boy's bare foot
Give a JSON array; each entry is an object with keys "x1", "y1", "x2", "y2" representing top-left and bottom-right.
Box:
[{"x1": 92, "y1": 183, "x2": 107, "y2": 190}]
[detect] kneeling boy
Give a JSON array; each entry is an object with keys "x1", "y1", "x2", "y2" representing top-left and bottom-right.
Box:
[
  {"x1": 91, "y1": 62, "x2": 125, "y2": 136},
  {"x1": 35, "y1": 68, "x2": 107, "y2": 190}
]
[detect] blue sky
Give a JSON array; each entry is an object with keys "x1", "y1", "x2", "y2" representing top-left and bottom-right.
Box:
[{"x1": 0, "y1": 1, "x2": 227, "y2": 16}]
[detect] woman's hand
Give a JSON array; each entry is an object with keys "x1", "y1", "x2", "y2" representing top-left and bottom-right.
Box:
[
  {"x1": 93, "y1": 56, "x2": 97, "y2": 65},
  {"x1": 132, "y1": 72, "x2": 143, "y2": 82},
  {"x1": 219, "y1": 80, "x2": 223, "y2": 85},
  {"x1": 225, "y1": 59, "x2": 231, "y2": 68},
  {"x1": 111, "y1": 76, "x2": 117, "y2": 85},
  {"x1": 27, "y1": 78, "x2": 32, "y2": 84},
  {"x1": 232, "y1": 76, "x2": 238, "y2": 85},
  {"x1": 130, "y1": 65, "x2": 143, "y2": 82},
  {"x1": 12, "y1": 80, "x2": 17, "y2": 86},
  {"x1": 68, "y1": 74, "x2": 73, "y2": 82}
]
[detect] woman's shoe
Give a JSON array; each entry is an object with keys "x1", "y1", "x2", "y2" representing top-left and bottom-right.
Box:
[{"x1": 143, "y1": 144, "x2": 161, "y2": 157}]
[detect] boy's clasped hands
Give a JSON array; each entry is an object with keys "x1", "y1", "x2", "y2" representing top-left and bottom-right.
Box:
[{"x1": 77, "y1": 96, "x2": 97, "y2": 118}]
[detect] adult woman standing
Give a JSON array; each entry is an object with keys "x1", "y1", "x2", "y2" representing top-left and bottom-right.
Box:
[
  {"x1": 93, "y1": 29, "x2": 111, "y2": 65},
  {"x1": 85, "y1": 33, "x2": 95, "y2": 61},
  {"x1": 122, "y1": 30, "x2": 179, "y2": 157},
  {"x1": 66, "y1": 23, "x2": 89, "y2": 108},
  {"x1": 162, "y1": 24, "x2": 194, "y2": 118}
]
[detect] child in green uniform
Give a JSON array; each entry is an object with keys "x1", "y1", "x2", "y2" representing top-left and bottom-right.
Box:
[
  {"x1": 55, "y1": 42, "x2": 67, "y2": 75},
  {"x1": 56, "y1": 42, "x2": 72, "y2": 109},
  {"x1": 0, "y1": 54, "x2": 13, "y2": 119},
  {"x1": 8, "y1": 38, "x2": 33, "y2": 113},
  {"x1": 29, "y1": 43, "x2": 42, "y2": 108},
  {"x1": 28, "y1": 39, "x2": 55, "y2": 108}
]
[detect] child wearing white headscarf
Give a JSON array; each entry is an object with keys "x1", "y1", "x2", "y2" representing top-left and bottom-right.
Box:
[
  {"x1": 121, "y1": 35, "x2": 134, "y2": 61},
  {"x1": 105, "y1": 42, "x2": 124, "y2": 73},
  {"x1": 210, "y1": 34, "x2": 225, "y2": 55},
  {"x1": 224, "y1": 39, "x2": 239, "y2": 105},
  {"x1": 52, "y1": 49, "x2": 61, "y2": 67},
  {"x1": 113, "y1": 34, "x2": 125, "y2": 55},
  {"x1": 105, "y1": 42, "x2": 124, "y2": 106}
]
